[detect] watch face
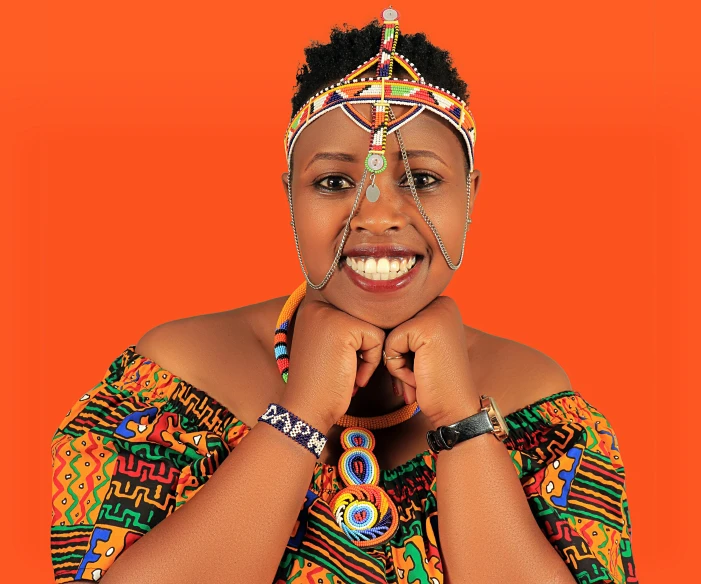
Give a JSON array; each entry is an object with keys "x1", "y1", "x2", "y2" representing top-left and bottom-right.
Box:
[{"x1": 483, "y1": 396, "x2": 509, "y2": 440}]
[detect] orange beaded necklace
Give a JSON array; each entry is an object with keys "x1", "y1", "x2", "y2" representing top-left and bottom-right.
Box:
[
  {"x1": 274, "y1": 281, "x2": 419, "y2": 547},
  {"x1": 336, "y1": 403, "x2": 419, "y2": 430}
]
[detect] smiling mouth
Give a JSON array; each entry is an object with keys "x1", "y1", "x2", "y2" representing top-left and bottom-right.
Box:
[{"x1": 339, "y1": 255, "x2": 422, "y2": 281}]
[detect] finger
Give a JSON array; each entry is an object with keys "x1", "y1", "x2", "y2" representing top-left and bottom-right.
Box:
[
  {"x1": 392, "y1": 378, "x2": 402, "y2": 398},
  {"x1": 399, "y1": 366, "x2": 417, "y2": 388},
  {"x1": 401, "y1": 366, "x2": 416, "y2": 389},
  {"x1": 383, "y1": 327, "x2": 418, "y2": 388},
  {"x1": 384, "y1": 356, "x2": 417, "y2": 388},
  {"x1": 401, "y1": 381, "x2": 417, "y2": 405},
  {"x1": 354, "y1": 332, "x2": 385, "y2": 388},
  {"x1": 403, "y1": 352, "x2": 417, "y2": 387}
]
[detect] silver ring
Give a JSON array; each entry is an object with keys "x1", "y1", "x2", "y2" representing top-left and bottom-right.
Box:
[{"x1": 382, "y1": 350, "x2": 403, "y2": 366}]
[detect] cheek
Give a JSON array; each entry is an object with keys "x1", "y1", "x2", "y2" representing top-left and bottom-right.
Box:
[
  {"x1": 414, "y1": 191, "x2": 469, "y2": 256},
  {"x1": 293, "y1": 195, "x2": 351, "y2": 257}
]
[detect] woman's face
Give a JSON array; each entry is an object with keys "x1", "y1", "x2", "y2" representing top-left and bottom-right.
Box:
[{"x1": 282, "y1": 84, "x2": 481, "y2": 330}]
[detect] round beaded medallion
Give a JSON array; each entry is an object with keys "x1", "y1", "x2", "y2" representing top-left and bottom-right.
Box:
[{"x1": 330, "y1": 428, "x2": 400, "y2": 547}]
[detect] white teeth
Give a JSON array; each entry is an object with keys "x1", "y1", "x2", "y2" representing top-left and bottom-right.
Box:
[{"x1": 344, "y1": 255, "x2": 419, "y2": 280}]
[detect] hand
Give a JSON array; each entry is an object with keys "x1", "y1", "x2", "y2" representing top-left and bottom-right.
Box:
[
  {"x1": 280, "y1": 298, "x2": 386, "y2": 433},
  {"x1": 382, "y1": 296, "x2": 481, "y2": 428}
]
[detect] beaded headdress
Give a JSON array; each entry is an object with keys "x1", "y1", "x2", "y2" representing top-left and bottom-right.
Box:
[
  {"x1": 285, "y1": 6, "x2": 476, "y2": 290},
  {"x1": 284, "y1": 5, "x2": 477, "y2": 199}
]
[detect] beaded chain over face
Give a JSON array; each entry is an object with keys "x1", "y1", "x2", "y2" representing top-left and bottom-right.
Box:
[
  {"x1": 285, "y1": 6, "x2": 476, "y2": 290},
  {"x1": 274, "y1": 280, "x2": 421, "y2": 547}
]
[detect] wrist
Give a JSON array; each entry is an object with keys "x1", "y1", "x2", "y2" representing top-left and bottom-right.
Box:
[
  {"x1": 429, "y1": 397, "x2": 482, "y2": 429},
  {"x1": 278, "y1": 395, "x2": 335, "y2": 436},
  {"x1": 258, "y1": 402, "x2": 329, "y2": 459},
  {"x1": 427, "y1": 394, "x2": 510, "y2": 454}
]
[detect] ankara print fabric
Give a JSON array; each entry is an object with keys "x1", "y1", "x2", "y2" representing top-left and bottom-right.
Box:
[{"x1": 50, "y1": 346, "x2": 637, "y2": 583}]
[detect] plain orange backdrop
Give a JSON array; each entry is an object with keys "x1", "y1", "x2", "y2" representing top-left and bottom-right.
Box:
[{"x1": 1, "y1": 1, "x2": 698, "y2": 581}]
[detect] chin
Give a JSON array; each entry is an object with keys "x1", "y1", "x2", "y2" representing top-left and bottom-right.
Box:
[{"x1": 332, "y1": 301, "x2": 421, "y2": 329}]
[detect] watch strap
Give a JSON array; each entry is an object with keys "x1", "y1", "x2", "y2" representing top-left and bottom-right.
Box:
[{"x1": 427, "y1": 410, "x2": 494, "y2": 453}]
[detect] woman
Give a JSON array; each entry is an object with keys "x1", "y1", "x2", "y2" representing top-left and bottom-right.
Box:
[{"x1": 50, "y1": 8, "x2": 637, "y2": 584}]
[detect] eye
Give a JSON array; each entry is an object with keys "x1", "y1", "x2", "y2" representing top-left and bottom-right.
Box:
[
  {"x1": 315, "y1": 175, "x2": 354, "y2": 192},
  {"x1": 400, "y1": 172, "x2": 441, "y2": 190}
]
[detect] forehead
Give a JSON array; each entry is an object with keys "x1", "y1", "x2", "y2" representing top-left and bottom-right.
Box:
[{"x1": 291, "y1": 103, "x2": 465, "y2": 169}]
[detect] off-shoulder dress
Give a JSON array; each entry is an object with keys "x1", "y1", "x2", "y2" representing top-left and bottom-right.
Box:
[{"x1": 50, "y1": 344, "x2": 637, "y2": 583}]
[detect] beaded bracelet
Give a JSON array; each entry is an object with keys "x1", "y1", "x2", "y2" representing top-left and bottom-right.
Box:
[{"x1": 258, "y1": 403, "x2": 328, "y2": 459}]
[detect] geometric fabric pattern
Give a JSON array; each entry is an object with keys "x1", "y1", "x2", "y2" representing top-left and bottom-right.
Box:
[{"x1": 51, "y1": 345, "x2": 637, "y2": 583}]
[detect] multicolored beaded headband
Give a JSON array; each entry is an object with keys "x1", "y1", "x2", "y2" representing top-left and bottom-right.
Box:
[{"x1": 284, "y1": 5, "x2": 477, "y2": 202}]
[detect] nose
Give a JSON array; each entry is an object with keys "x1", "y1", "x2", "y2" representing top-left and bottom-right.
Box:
[{"x1": 349, "y1": 171, "x2": 413, "y2": 234}]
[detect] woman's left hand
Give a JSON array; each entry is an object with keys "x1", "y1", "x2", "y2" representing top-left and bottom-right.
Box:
[{"x1": 383, "y1": 296, "x2": 482, "y2": 428}]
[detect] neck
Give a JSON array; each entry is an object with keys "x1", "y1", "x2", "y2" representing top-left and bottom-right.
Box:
[{"x1": 287, "y1": 292, "x2": 407, "y2": 419}]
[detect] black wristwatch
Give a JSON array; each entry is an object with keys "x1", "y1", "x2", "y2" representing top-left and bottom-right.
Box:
[{"x1": 426, "y1": 395, "x2": 509, "y2": 453}]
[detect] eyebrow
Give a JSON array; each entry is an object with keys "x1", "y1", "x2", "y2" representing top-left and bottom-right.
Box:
[{"x1": 304, "y1": 149, "x2": 448, "y2": 171}]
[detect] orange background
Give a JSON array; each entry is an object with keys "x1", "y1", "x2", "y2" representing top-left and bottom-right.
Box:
[{"x1": 1, "y1": 1, "x2": 697, "y2": 581}]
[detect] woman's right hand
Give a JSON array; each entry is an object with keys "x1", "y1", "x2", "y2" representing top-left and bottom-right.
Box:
[{"x1": 279, "y1": 298, "x2": 386, "y2": 433}]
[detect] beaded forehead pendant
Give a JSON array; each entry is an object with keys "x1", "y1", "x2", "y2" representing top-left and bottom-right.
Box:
[{"x1": 284, "y1": 6, "x2": 477, "y2": 203}]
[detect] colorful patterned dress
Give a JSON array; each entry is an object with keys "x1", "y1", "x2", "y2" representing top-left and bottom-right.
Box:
[{"x1": 50, "y1": 345, "x2": 637, "y2": 583}]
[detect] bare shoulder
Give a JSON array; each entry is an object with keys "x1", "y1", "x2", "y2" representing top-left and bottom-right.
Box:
[
  {"x1": 466, "y1": 326, "x2": 573, "y2": 416},
  {"x1": 134, "y1": 295, "x2": 288, "y2": 425},
  {"x1": 134, "y1": 308, "x2": 247, "y2": 387}
]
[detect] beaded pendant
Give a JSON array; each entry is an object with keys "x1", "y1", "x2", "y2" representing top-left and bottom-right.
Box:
[{"x1": 330, "y1": 428, "x2": 400, "y2": 547}]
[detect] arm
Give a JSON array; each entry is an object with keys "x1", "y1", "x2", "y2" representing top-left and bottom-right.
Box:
[
  {"x1": 382, "y1": 298, "x2": 635, "y2": 583},
  {"x1": 53, "y1": 296, "x2": 388, "y2": 583},
  {"x1": 436, "y1": 423, "x2": 577, "y2": 584},
  {"x1": 100, "y1": 400, "x2": 330, "y2": 584},
  {"x1": 435, "y1": 387, "x2": 635, "y2": 584},
  {"x1": 383, "y1": 297, "x2": 580, "y2": 582}
]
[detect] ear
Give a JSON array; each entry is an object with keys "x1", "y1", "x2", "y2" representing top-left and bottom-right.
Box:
[
  {"x1": 281, "y1": 171, "x2": 290, "y2": 197},
  {"x1": 469, "y1": 169, "x2": 481, "y2": 214}
]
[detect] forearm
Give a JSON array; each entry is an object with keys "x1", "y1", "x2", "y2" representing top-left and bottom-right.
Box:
[
  {"x1": 436, "y1": 432, "x2": 577, "y2": 584},
  {"x1": 100, "y1": 413, "x2": 325, "y2": 584}
]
